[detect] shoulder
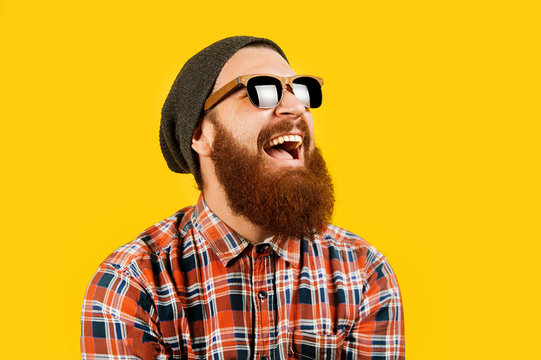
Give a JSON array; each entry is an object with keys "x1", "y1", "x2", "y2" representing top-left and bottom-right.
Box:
[
  {"x1": 96, "y1": 205, "x2": 196, "y2": 281},
  {"x1": 311, "y1": 224, "x2": 390, "y2": 276},
  {"x1": 82, "y1": 206, "x2": 198, "y2": 322}
]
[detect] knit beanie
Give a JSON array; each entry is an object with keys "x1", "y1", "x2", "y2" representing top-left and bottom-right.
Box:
[{"x1": 160, "y1": 36, "x2": 288, "y2": 178}]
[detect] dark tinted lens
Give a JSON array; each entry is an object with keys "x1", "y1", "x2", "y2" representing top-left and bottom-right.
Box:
[
  {"x1": 292, "y1": 77, "x2": 322, "y2": 108},
  {"x1": 246, "y1": 76, "x2": 282, "y2": 108}
]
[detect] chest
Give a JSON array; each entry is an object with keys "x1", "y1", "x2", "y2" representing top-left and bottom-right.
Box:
[{"x1": 161, "y1": 248, "x2": 363, "y2": 359}]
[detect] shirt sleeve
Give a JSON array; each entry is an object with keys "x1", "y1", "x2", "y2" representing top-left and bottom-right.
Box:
[
  {"x1": 342, "y1": 253, "x2": 405, "y2": 359},
  {"x1": 81, "y1": 263, "x2": 170, "y2": 359}
]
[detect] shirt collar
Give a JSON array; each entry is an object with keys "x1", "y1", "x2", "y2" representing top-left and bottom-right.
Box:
[
  {"x1": 265, "y1": 235, "x2": 300, "y2": 266},
  {"x1": 192, "y1": 194, "x2": 300, "y2": 267}
]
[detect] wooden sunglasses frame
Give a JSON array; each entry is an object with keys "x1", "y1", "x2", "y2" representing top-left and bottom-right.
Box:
[{"x1": 203, "y1": 74, "x2": 323, "y2": 111}]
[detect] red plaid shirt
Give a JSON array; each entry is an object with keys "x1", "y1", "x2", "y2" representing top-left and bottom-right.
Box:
[{"x1": 81, "y1": 195, "x2": 404, "y2": 359}]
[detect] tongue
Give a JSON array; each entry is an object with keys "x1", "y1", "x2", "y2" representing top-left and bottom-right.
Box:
[{"x1": 267, "y1": 147, "x2": 294, "y2": 160}]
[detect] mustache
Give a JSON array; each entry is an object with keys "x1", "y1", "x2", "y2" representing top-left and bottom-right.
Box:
[{"x1": 257, "y1": 119, "x2": 310, "y2": 149}]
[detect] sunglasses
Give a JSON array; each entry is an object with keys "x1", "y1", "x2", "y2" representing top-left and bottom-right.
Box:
[{"x1": 204, "y1": 74, "x2": 324, "y2": 111}]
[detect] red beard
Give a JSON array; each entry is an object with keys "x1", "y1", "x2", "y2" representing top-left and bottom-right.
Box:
[{"x1": 210, "y1": 118, "x2": 334, "y2": 240}]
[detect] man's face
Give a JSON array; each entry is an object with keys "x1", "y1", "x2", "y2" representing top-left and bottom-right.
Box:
[
  {"x1": 200, "y1": 46, "x2": 334, "y2": 240},
  {"x1": 208, "y1": 47, "x2": 315, "y2": 172}
]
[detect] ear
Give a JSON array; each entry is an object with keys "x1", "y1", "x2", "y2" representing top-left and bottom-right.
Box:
[{"x1": 191, "y1": 118, "x2": 214, "y2": 157}]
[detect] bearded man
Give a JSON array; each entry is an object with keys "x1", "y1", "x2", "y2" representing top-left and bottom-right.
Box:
[{"x1": 81, "y1": 36, "x2": 405, "y2": 360}]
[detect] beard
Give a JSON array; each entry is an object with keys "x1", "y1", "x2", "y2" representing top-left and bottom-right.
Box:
[{"x1": 210, "y1": 117, "x2": 334, "y2": 240}]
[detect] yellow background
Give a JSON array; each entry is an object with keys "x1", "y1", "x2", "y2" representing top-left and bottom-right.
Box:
[{"x1": 1, "y1": 1, "x2": 539, "y2": 358}]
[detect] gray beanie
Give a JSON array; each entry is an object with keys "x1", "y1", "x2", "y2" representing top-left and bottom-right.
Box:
[{"x1": 160, "y1": 36, "x2": 288, "y2": 179}]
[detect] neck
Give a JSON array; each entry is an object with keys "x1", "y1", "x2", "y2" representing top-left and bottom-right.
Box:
[{"x1": 202, "y1": 184, "x2": 271, "y2": 244}]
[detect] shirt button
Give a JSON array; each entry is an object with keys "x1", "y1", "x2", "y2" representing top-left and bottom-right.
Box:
[
  {"x1": 260, "y1": 356, "x2": 269, "y2": 360},
  {"x1": 256, "y1": 245, "x2": 268, "y2": 254},
  {"x1": 258, "y1": 291, "x2": 267, "y2": 300}
]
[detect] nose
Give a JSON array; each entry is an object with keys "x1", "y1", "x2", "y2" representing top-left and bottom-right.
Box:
[{"x1": 274, "y1": 86, "x2": 306, "y2": 118}]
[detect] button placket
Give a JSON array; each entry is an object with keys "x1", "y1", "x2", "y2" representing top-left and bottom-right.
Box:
[{"x1": 252, "y1": 246, "x2": 274, "y2": 359}]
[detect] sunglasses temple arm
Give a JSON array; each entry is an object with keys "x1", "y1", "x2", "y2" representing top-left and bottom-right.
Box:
[{"x1": 203, "y1": 78, "x2": 243, "y2": 111}]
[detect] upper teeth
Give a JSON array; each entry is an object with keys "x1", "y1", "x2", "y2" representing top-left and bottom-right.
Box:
[{"x1": 266, "y1": 134, "x2": 303, "y2": 148}]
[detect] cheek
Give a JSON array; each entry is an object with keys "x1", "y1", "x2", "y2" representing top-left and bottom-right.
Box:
[
  {"x1": 233, "y1": 111, "x2": 272, "y2": 140},
  {"x1": 224, "y1": 117, "x2": 263, "y2": 149}
]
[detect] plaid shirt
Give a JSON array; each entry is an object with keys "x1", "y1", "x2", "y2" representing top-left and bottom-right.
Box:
[{"x1": 81, "y1": 195, "x2": 404, "y2": 359}]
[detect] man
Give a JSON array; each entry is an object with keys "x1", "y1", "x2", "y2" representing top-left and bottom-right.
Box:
[{"x1": 81, "y1": 36, "x2": 405, "y2": 359}]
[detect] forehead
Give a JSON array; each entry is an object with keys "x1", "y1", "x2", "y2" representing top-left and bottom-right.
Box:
[{"x1": 213, "y1": 47, "x2": 295, "y2": 90}]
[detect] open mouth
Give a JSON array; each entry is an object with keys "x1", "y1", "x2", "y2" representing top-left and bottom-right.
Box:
[{"x1": 263, "y1": 134, "x2": 303, "y2": 161}]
